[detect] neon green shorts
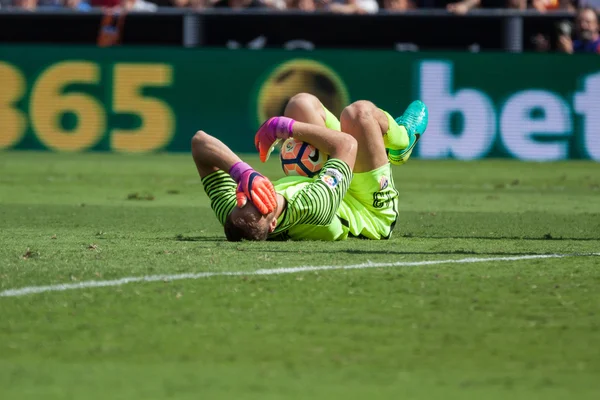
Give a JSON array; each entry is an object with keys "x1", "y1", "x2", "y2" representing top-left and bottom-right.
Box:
[
  {"x1": 323, "y1": 105, "x2": 341, "y2": 131},
  {"x1": 341, "y1": 163, "x2": 399, "y2": 239},
  {"x1": 321, "y1": 104, "x2": 399, "y2": 240}
]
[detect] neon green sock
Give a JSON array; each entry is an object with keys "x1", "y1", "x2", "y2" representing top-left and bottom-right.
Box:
[{"x1": 383, "y1": 123, "x2": 409, "y2": 151}]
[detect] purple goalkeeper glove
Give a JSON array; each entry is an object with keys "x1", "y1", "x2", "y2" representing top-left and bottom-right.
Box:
[
  {"x1": 229, "y1": 162, "x2": 277, "y2": 215},
  {"x1": 254, "y1": 116, "x2": 296, "y2": 162}
]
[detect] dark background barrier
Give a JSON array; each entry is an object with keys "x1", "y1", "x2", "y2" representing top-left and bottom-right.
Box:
[
  {"x1": 0, "y1": 9, "x2": 576, "y2": 52},
  {"x1": 0, "y1": 10, "x2": 184, "y2": 45}
]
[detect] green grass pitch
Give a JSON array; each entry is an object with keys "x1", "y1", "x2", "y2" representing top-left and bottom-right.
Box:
[{"x1": 0, "y1": 151, "x2": 599, "y2": 399}]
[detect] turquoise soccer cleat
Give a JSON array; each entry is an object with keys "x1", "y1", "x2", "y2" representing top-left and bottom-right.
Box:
[{"x1": 387, "y1": 100, "x2": 429, "y2": 166}]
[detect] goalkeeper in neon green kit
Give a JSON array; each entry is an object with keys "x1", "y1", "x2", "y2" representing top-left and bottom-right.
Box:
[{"x1": 192, "y1": 93, "x2": 428, "y2": 241}]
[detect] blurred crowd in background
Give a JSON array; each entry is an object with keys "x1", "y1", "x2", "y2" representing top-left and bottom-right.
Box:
[
  {"x1": 1, "y1": 0, "x2": 598, "y2": 13},
  {"x1": 0, "y1": 0, "x2": 598, "y2": 54}
]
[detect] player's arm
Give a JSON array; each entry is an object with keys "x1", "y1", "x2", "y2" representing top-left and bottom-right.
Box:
[
  {"x1": 286, "y1": 158, "x2": 353, "y2": 227},
  {"x1": 191, "y1": 130, "x2": 243, "y2": 179},
  {"x1": 255, "y1": 117, "x2": 357, "y2": 171},
  {"x1": 192, "y1": 130, "x2": 277, "y2": 214},
  {"x1": 292, "y1": 122, "x2": 357, "y2": 170}
]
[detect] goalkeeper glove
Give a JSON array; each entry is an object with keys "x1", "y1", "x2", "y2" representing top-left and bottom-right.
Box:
[
  {"x1": 229, "y1": 162, "x2": 277, "y2": 215},
  {"x1": 255, "y1": 116, "x2": 295, "y2": 162}
]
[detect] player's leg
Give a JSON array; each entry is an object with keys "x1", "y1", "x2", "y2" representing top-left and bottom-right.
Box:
[
  {"x1": 284, "y1": 93, "x2": 341, "y2": 131},
  {"x1": 340, "y1": 100, "x2": 394, "y2": 173},
  {"x1": 339, "y1": 99, "x2": 428, "y2": 239},
  {"x1": 284, "y1": 93, "x2": 327, "y2": 127},
  {"x1": 340, "y1": 100, "x2": 428, "y2": 169},
  {"x1": 338, "y1": 101, "x2": 399, "y2": 239}
]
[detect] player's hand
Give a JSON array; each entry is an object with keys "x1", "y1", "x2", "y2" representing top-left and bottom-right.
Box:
[
  {"x1": 229, "y1": 162, "x2": 277, "y2": 215},
  {"x1": 255, "y1": 116, "x2": 296, "y2": 162},
  {"x1": 235, "y1": 170, "x2": 277, "y2": 215},
  {"x1": 557, "y1": 35, "x2": 573, "y2": 54}
]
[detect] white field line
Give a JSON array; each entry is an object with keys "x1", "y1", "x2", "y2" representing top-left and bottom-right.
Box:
[{"x1": 1, "y1": 253, "x2": 598, "y2": 298}]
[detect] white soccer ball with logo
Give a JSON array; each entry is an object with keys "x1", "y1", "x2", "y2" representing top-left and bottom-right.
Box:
[{"x1": 280, "y1": 138, "x2": 326, "y2": 177}]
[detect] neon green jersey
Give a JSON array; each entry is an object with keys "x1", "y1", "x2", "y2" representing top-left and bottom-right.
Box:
[
  {"x1": 202, "y1": 103, "x2": 400, "y2": 241},
  {"x1": 201, "y1": 158, "x2": 353, "y2": 241},
  {"x1": 272, "y1": 163, "x2": 399, "y2": 241},
  {"x1": 269, "y1": 158, "x2": 352, "y2": 241}
]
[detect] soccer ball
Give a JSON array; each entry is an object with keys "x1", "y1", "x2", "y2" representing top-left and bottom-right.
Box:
[{"x1": 280, "y1": 138, "x2": 326, "y2": 177}]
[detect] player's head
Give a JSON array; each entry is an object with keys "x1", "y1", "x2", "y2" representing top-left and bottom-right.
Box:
[
  {"x1": 224, "y1": 203, "x2": 277, "y2": 242},
  {"x1": 577, "y1": 7, "x2": 599, "y2": 41}
]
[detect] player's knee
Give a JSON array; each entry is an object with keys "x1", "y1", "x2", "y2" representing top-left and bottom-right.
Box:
[
  {"x1": 341, "y1": 101, "x2": 377, "y2": 125},
  {"x1": 284, "y1": 93, "x2": 322, "y2": 118}
]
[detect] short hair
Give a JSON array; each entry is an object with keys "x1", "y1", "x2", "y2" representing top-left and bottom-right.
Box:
[{"x1": 224, "y1": 212, "x2": 269, "y2": 242}]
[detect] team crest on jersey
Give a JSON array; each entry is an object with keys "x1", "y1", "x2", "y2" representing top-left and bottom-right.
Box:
[
  {"x1": 321, "y1": 168, "x2": 343, "y2": 189},
  {"x1": 379, "y1": 176, "x2": 389, "y2": 190}
]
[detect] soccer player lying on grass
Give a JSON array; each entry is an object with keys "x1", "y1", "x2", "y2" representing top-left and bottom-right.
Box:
[{"x1": 192, "y1": 93, "x2": 428, "y2": 241}]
